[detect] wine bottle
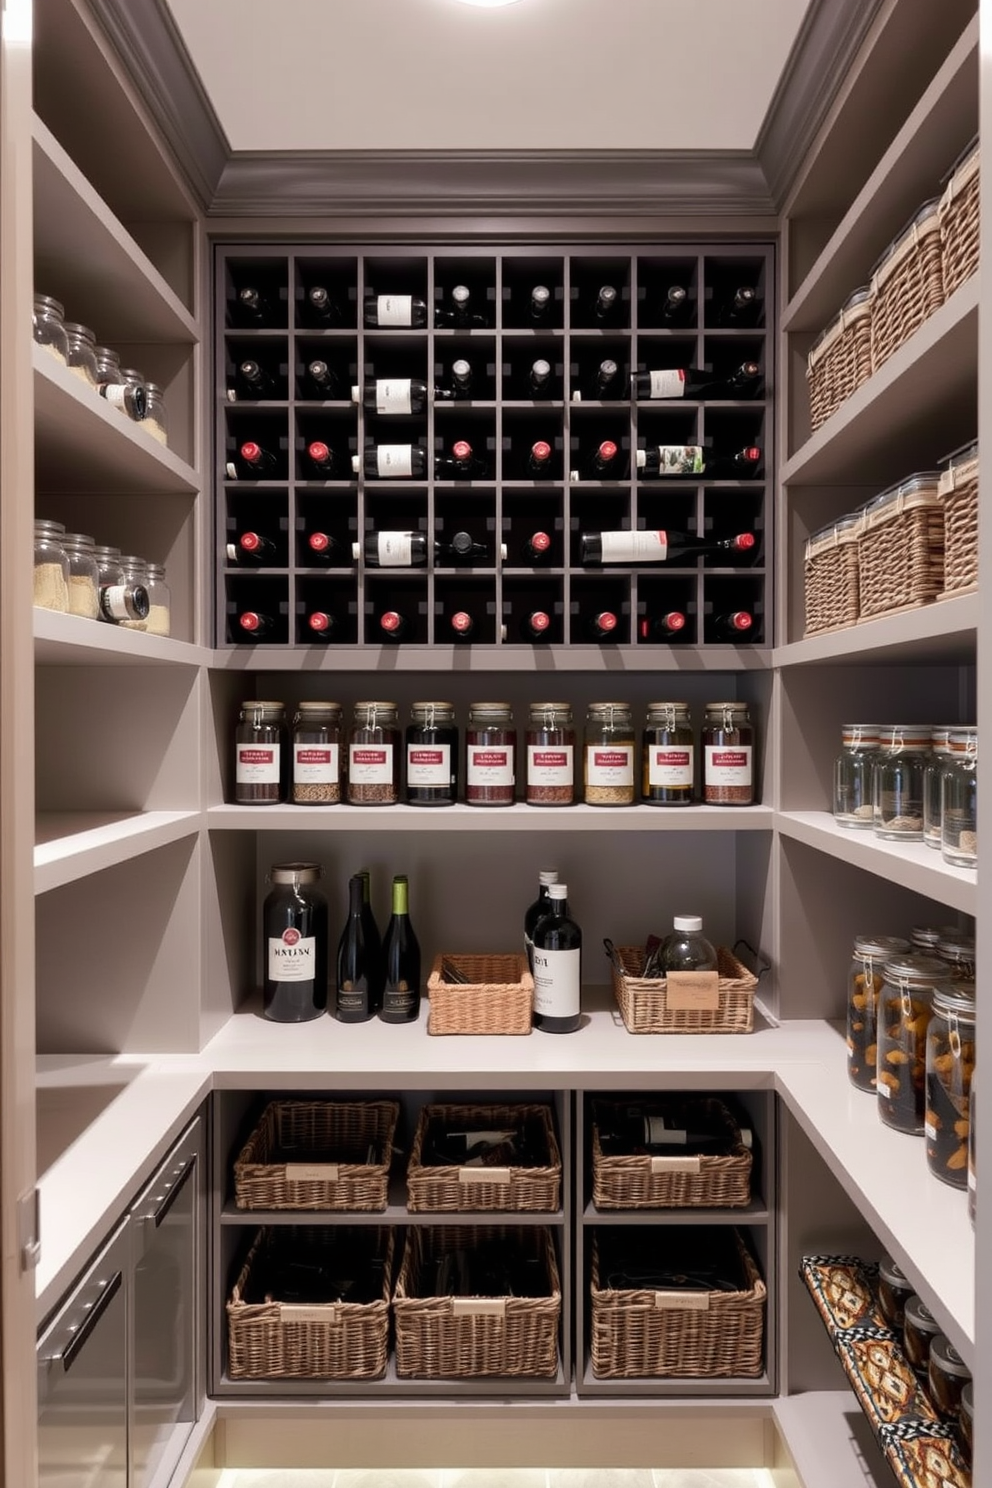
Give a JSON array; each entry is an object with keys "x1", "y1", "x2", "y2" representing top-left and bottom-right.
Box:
[
  {"x1": 636, "y1": 444, "x2": 762, "y2": 479},
  {"x1": 572, "y1": 439, "x2": 620, "y2": 481},
  {"x1": 358, "y1": 869, "x2": 383, "y2": 967},
  {"x1": 305, "y1": 610, "x2": 340, "y2": 640},
  {"x1": 354, "y1": 445, "x2": 428, "y2": 479},
  {"x1": 303, "y1": 440, "x2": 338, "y2": 477},
  {"x1": 434, "y1": 440, "x2": 489, "y2": 479},
  {"x1": 588, "y1": 610, "x2": 620, "y2": 641},
  {"x1": 596, "y1": 1102, "x2": 750, "y2": 1157},
  {"x1": 301, "y1": 358, "x2": 340, "y2": 399},
  {"x1": 659, "y1": 284, "x2": 691, "y2": 324},
  {"x1": 531, "y1": 882, "x2": 582, "y2": 1034},
  {"x1": 520, "y1": 609, "x2": 552, "y2": 641},
  {"x1": 226, "y1": 440, "x2": 278, "y2": 479},
  {"x1": 449, "y1": 610, "x2": 477, "y2": 641},
  {"x1": 435, "y1": 283, "x2": 488, "y2": 329},
  {"x1": 363, "y1": 293, "x2": 428, "y2": 328},
  {"x1": 99, "y1": 379, "x2": 146, "y2": 421},
  {"x1": 262, "y1": 863, "x2": 328, "y2": 1023},
  {"x1": 355, "y1": 531, "x2": 428, "y2": 568},
  {"x1": 530, "y1": 284, "x2": 552, "y2": 322},
  {"x1": 334, "y1": 873, "x2": 381, "y2": 1022},
  {"x1": 305, "y1": 530, "x2": 344, "y2": 564},
  {"x1": 236, "y1": 610, "x2": 275, "y2": 638},
  {"x1": 351, "y1": 378, "x2": 454, "y2": 414},
  {"x1": 449, "y1": 358, "x2": 474, "y2": 398},
  {"x1": 99, "y1": 582, "x2": 150, "y2": 625},
  {"x1": 631, "y1": 361, "x2": 761, "y2": 400},
  {"x1": 529, "y1": 358, "x2": 552, "y2": 396},
  {"x1": 231, "y1": 358, "x2": 277, "y2": 400},
  {"x1": 573, "y1": 358, "x2": 620, "y2": 402},
  {"x1": 226, "y1": 531, "x2": 279, "y2": 566},
  {"x1": 580, "y1": 530, "x2": 756, "y2": 565},
  {"x1": 594, "y1": 284, "x2": 619, "y2": 323},
  {"x1": 302, "y1": 284, "x2": 341, "y2": 326},
  {"x1": 380, "y1": 875, "x2": 421, "y2": 1023},
  {"x1": 712, "y1": 610, "x2": 755, "y2": 640},
  {"x1": 524, "y1": 868, "x2": 559, "y2": 971},
  {"x1": 639, "y1": 611, "x2": 688, "y2": 641},
  {"x1": 522, "y1": 530, "x2": 553, "y2": 564},
  {"x1": 378, "y1": 609, "x2": 411, "y2": 641},
  {"x1": 234, "y1": 284, "x2": 275, "y2": 326},
  {"x1": 527, "y1": 440, "x2": 553, "y2": 475},
  {"x1": 713, "y1": 285, "x2": 761, "y2": 326},
  {"x1": 436, "y1": 530, "x2": 497, "y2": 564}
]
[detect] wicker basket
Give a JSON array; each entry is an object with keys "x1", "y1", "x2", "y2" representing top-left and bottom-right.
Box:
[
  {"x1": 407, "y1": 1102, "x2": 562, "y2": 1212},
  {"x1": 393, "y1": 1225, "x2": 561, "y2": 1379},
  {"x1": 233, "y1": 1099, "x2": 399, "y2": 1211},
  {"x1": 591, "y1": 1097, "x2": 752, "y2": 1209},
  {"x1": 426, "y1": 953, "x2": 533, "y2": 1036},
  {"x1": 870, "y1": 199, "x2": 944, "y2": 372},
  {"x1": 590, "y1": 1228, "x2": 765, "y2": 1379},
  {"x1": 806, "y1": 287, "x2": 873, "y2": 432},
  {"x1": 804, "y1": 515, "x2": 864, "y2": 635},
  {"x1": 611, "y1": 944, "x2": 758, "y2": 1035},
  {"x1": 936, "y1": 444, "x2": 979, "y2": 598},
  {"x1": 857, "y1": 474, "x2": 944, "y2": 621},
  {"x1": 939, "y1": 139, "x2": 979, "y2": 300},
  {"x1": 227, "y1": 1225, "x2": 393, "y2": 1380}
]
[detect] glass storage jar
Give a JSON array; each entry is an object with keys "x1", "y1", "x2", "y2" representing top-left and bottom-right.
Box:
[
  {"x1": 525, "y1": 702, "x2": 575, "y2": 806},
  {"x1": 262, "y1": 862, "x2": 328, "y2": 1022},
  {"x1": 833, "y1": 724, "x2": 880, "y2": 828},
  {"x1": 118, "y1": 555, "x2": 151, "y2": 631},
  {"x1": 928, "y1": 1335, "x2": 972, "y2": 1425},
  {"x1": 903, "y1": 1294, "x2": 942, "y2": 1377},
  {"x1": 941, "y1": 726, "x2": 977, "y2": 868},
  {"x1": 934, "y1": 933, "x2": 975, "y2": 979},
  {"x1": 873, "y1": 724, "x2": 931, "y2": 840},
  {"x1": 642, "y1": 701, "x2": 694, "y2": 806},
  {"x1": 968, "y1": 1075, "x2": 977, "y2": 1225},
  {"x1": 877, "y1": 1254, "x2": 915, "y2": 1333},
  {"x1": 925, "y1": 980, "x2": 975, "y2": 1189},
  {"x1": 702, "y1": 701, "x2": 755, "y2": 805},
  {"x1": 235, "y1": 701, "x2": 288, "y2": 804},
  {"x1": 876, "y1": 954, "x2": 952, "y2": 1134},
  {"x1": 958, "y1": 1381, "x2": 974, "y2": 1466},
  {"x1": 60, "y1": 532, "x2": 101, "y2": 620},
  {"x1": 143, "y1": 383, "x2": 169, "y2": 446},
  {"x1": 923, "y1": 726, "x2": 953, "y2": 849},
  {"x1": 846, "y1": 935, "x2": 910, "y2": 1092},
  {"x1": 584, "y1": 702, "x2": 635, "y2": 806},
  {"x1": 466, "y1": 702, "x2": 516, "y2": 806},
  {"x1": 406, "y1": 701, "x2": 458, "y2": 806},
  {"x1": 144, "y1": 563, "x2": 171, "y2": 637},
  {"x1": 95, "y1": 344, "x2": 123, "y2": 399},
  {"x1": 292, "y1": 701, "x2": 342, "y2": 804},
  {"x1": 63, "y1": 321, "x2": 99, "y2": 387},
  {"x1": 33, "y1": 518, "x2": 70, "y2": 612},
  {"x1": 33, "y1": 294, "x2": 68, "y2": 364},
  {"x1": 347, "y1": 701, "x2": 400, "y2": 805},
  {"x1": 911, "y1": 925, "x2": 953, "y2": 954}
]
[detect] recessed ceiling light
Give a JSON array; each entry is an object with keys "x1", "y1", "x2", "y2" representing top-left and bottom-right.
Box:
[{"x1": 453, "y1": 0, "x2": 524, "y2": 7}]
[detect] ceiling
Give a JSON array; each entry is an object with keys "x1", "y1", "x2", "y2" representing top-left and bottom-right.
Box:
[{"x1": 162, "y1": 0, "x2": 812, "y2": 154}]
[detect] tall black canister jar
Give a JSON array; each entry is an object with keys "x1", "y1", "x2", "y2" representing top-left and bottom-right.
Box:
[{"x1": 263, "y1": 862, "x2": 328, "y2": 1021}]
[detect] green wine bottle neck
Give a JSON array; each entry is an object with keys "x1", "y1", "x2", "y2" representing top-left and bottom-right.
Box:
[
  {"x1": 392, "y1": 875, "x2": 409, "y2": 915},
  {"x1": 359, "y1": 869, "x2": 371, "y2": 906}
]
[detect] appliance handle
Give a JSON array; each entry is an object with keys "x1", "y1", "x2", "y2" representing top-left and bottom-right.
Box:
[
  {"x1": 52, "y1": 1269, "x2": 123, "y2": 1372},
  {"x1": 139, "y1": 1154, "x2": 196, "y2": 1230}
]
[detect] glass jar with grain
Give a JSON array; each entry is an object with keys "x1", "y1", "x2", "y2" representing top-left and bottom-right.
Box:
[
  {"x1": 876, "y1": 954, "x2": 952, "y2": 1134},
  {"x1": 33, "y1": 519, "x2": 70, "y2": 612},
  {"x1": 144, "y1": 383, "x2": 169, "y2": 446},
  {"x1": 292, "y1": 701, "x2": 342, "y2": 804},
  {"x1": 847, "y1": 934, "x2": 910, "y2": 1092},
  {"x1": 923, "y1": 726, "x2": 953, "y2": 849},
  {"x1": 144, "y1": 563, "x2": 172, "y2": 637},
  {"x1": 873, "y1": 725, "x2": 930, "y2": 840},
  {"x1": 526, "y1": 702, "x2": 575, "y2": 806},
  {"x1": 118, "y1": 555, "x2": 151, "y2": 631},
  {"x1": 60, "y1": 533, "x2": 101, "y2": 620},
  {"x1": 584, "y1": 702, "x2": 635, "y2": 806},
  {"x1": 347, "y1": 701, "x2": 400, "y2": 805},
  {"x1": 466, "y1": 702, "x2": 516, "y2": 806},
  {"x1": 925, "y1": 980, "x2": 975, "y2": 1189},
  {"x1": 33, "y1": 294, "x2": 68, "y2": 364},
  {"x1": 64, "y1": 322, "x2": 99, "y2": 387},
  {"x1": 833, "y1": 723, "x2": 880, "y2": 828},
  {"x1": 235, "y1": 700, "x2": 288, "y2": 804},
  {"x1": 941, "y1": 727, "x2": 977, "y2": 868},
  {"x1": 642, "y1": 701, "x2": 694, "y2": 805},
  {"x1": 702, "y1": 701, "x2": 755, "y2": 805}
]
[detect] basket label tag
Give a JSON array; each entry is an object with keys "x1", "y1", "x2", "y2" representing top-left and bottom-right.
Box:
[
  {"x1": 451, "y1": 1297, "x2": 506, "y2": 1317},
  {"x1": 649, "y1": 1155, "x2": 702, "y2": 1174},
  {"x1": 459, "y1": 1166, "x2": 511, "y2": 1184},
  {"x1": 654, "y1": 1290, "x2": 710, "y2": 1311},
  {"x1": 665, "y1": 970, "x2": 720, "y2": 1011},
  {"x1": 279, "y1": 1304, "x2": 341, "y2": 1323},
  {"x1": 285, "y1": 1163, "x2": 340, "y2": 1182}
]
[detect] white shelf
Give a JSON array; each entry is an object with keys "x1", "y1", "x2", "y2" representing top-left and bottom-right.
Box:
[
  {"x1": 776, "y1": 811, "x2": 977, "y2": 914},
  {"x1": 32, "y1": 114, "x2": 198, "y2": 344},
  {"x1": 772, "y1": 1391, "x2": 895, "y2": 1488},
  {"x1": 210, "y1": 644, "x2": 772, "y2": 674},
  {"x1": 775, "y1": 593, "x2": 977, "y2": 668},
  {"x1": 33, "y1": 607, "x2": 207, "y2": 667},
  {"x1": 34, "y1": 809, "x2": 201, "y2": 894},
  {"x1": 207, "y1": 802, "x2": 775, "y2": 832}
]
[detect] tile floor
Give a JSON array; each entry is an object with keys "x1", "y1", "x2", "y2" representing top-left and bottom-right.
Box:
[{"x1": 218, "y1": 1470, "x2": 776, "y2": 1488}]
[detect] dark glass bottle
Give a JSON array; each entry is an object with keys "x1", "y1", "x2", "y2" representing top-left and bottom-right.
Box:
[
  {"x1": 305, "y1": 530, "x2": 344, "y2": 564},
  {"x1": 334, "y1": 872, "x2": 382, "y2": 1022},
  {"x1": 524, "y1": 868, "x2": 558, "y2": 972},
  {"x1": 262, "y1": 862, "x2": 328, "y2": 1022},
  {"x1": 575, "y1": 440, "x2": 621, "y2": 480},
  {"x1": 227, "y1": 440, "x2": 278, "y2": 478},
  {"x1": 226, "y1": 531, "x2": 278, "y2": 566},
  {"x1": 639, "y1": 611, "x2": 688, "y2": 641},
  {"x1": 580, "y1": 530, "x2": 755, "y2": 565},
  {"x1": 363, "y1": 293, "x2": 428, "y2": 327},
  {"x1": 233, "y1": 359, "x2": 277, "y2": 400},
  {"x1": 435, "y1": 283, "x2": 489, "y2": 329},
  {"x1": 530, "y1": 284, "x2": 552, "y2": 322},
  {"x1": 531, "y1": 883, "x2": 582, "y2": 1033},
  {"x1": 529, "y1": 358, "x2": 552, "y2": 396},
  {"x1": 303, "y1": 440, "x2": 337, "y2": 477},
  {"x1": 631, "y1": 361, "x2": 760, "y2": 400},
  {"x1": 237, "y1": 610, "x2": 276, "y2": 639},
  {"x1": 594, "y1": 284, "x2": 619, "y2": 322},
  {"x1": 302, "y1": 285, "x2": 341, "y2": 326},
  {"x1": 636, "y1": 445, "x2": 762, "y2": 479},
  {"x1": 582, "y1": 358, "x2": 620, "y2": 399},
  {"x1": 528, "y1": 440, "x2": 553, "y2": 475},
  {"x1": 588, "y1": 610, "x2": 620, "y2": 641},
  {"x1": 712, "y1": 285, "x2": 762, "y2": 326},
  {"x1": 301, "y1": 358, "x2": 340, "y2": 399},
  {"x1": 659, "y1": 285, "x2": 691, "y2": 324},
  {"x1": 449, "y1": 611, "x2": 477, "y2": 641},
  {"x1": 233, "y1": 284, "x2": 276, "y2": 326},
  {"x1": 380, "y1": 875, "x2": 422, "y2": 1023},
  {"x1": 520, "y1": 609, "x2": 552, "y2": 641},
  {"x1": 356, "y1": 444, "x2": 428, "y2": 479},
  {"x1": 522, "y1": 530, "x2": 553, "y2": 564},
  {"x1": 305, "y1": 610, "x2": 340, "y2": 641},
  {"x1": 435, "y1": 440, "x2": 489, "y2": 479},
  {"x1": 712, "y1": 610, "x2": 755, "y2": 640},
  {"x1": 378, "y1": 609, "x2": 411, "y2": 641}
]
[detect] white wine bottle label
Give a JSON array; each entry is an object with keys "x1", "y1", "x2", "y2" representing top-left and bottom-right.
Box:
[
  {"x1": 656, "y1": 445, "x2": 705, "y2": 475},
  {"x1": 527, "y1": 744, "x2": 574, "y2": 785},
  {"x1": 377, "y1": 293, "x2": 413, "y2": 326},
  {"x1": 236, "y1": 744, "x2": 280, "y2": 784},
  {"x1": 648, "y1": 369, "x2": 686, "y2": 399},
  {"x1": 294, "y1": 743, "x2": 339, "y2": 783},
  {"x1": 533, "y1": 946, "x2": 581, "y2": 1018},
  {"x1": 375, "y1": 445, "x2": 414, "y2": 477},
  {"x1": 377, "y1": 531, "x2": 414, "y2": 565},
  {"x1": 407, "y1": 743, "x2": 451, "y2": 785},
  {"x1": 704, "y1": 745, "x2": 753, "y2": 787},
  {"x1": 649, "y1": 747, "x2": 694, "y2": 788},
  {"x1": 599, "y1": 530, "x2": 669, "y2": 563},
  {"x1": 267, "y1": 930, "x2": 316, "y2": 982},
  {"x1": 645, "y1": 1117, "x2": 688, "y2": 1145},
  {"x1": 467, "y1": 745, "x2": 514, "y2": 787},
  {"x1": 349, "y1": 743, "x2": 394, "y2": 783},
  {"x1": 586, "y1": 744, "x2": 634, "y2": 787},
  {"x1": 376, "y1": 378, "x2": 413, "y2": 414}
]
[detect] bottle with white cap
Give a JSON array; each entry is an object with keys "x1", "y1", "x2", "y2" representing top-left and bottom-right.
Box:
[{"x1": 660, "y1": 914, "x2": 718, "y2": 974}]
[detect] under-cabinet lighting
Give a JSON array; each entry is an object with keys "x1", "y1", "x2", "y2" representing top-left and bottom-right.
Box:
[{"x1": 453, "y1": 0, "x2": 525, "y2": 7}]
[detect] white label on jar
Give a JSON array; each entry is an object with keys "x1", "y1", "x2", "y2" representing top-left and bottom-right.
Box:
[
  {"x1": 375, "y1": 444, "x2": 414, "y2": 477},
  {"x1": 377, "y1": 293, "x2": 413, "y2": 326},
  {"x1": 586, "y1": 744, "x2": 634, "y2": 786},
  {"x1": 267, "y1": 929, "x2": 316, "y2": 981},
  {"x1": 532, "y1": 946, "x2": 581, "y2": 1018},
  {"x1": 237, "y1": 744, "x2": 280, "y2": 784},
  {"x1": 878, "y1": 1082, "x2": 892, "y2": 1099},
  {"x1": 349, "y1": 744, "x2": 394, "y2": 783},
  {"x1": 101, "y1": 583, "x2": 131, "y2": 620},
  {"x1": 407, "y1": 743, "x2": 451, "y2": 785},
  {"x1": 294, "y1": 742, "x2": 339, "y2": 783},
  {"x1": 377, "y1": 531, "x2": 414, "y2": 566},
  {"x1": 527, "y1": 744, "x2": 574, "y2": 785},
  {"x1": 649, "y1": 747, "x2": 694, "y2": 788},
  {"x1": 925, "y1": 1120, "x2": 938, "y2": 1141},
  {"x1": 648, "y1": 369, "x2": 685, "y2": 399},
  {"x1": 467, "y1": 746, "x2": 514, "y2": 787},
  {"x1": 705, "y1": 745, "x2": 753, "y2": 787},
  {"x1": 376, "y1": 378, "x2": 412, "y2": 414},
  {"x1": 102, "y1": 382, "x2": 130, "y2": 410},
  {"x1": 599, "y1": 530, "x2": 668, "y2": 563}
]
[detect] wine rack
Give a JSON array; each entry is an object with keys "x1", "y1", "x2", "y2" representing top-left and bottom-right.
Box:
[{"x1": 214, "y1": 244, "x2": 773, "y2": 649}]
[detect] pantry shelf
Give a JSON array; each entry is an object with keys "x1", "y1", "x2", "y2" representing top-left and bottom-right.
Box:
[
  {"x1": 771, "y1": 1390, "x2": 895, "y2": 1488},
  {"x1": 210, "y1": 643, "x2": 773, "y2": 674},
  {"x1": 207, "y1": 803, "x2": 776, "y2": 832},
  {"x1": 773, "y1": 593, "x2": 977, "y2": 668},
  {"x1": 577, "y1": 1363, "x2": 773, "y2": 1399},
  {"x1": 34, "y1": 809, "x2": 201, "y2": 894},
  {"x1": 33, "y1": 607, "x2": 208, "y2": 667}
]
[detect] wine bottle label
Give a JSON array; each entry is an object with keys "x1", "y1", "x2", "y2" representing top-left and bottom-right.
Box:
[
  {"x1": 532, "y1": 946, "x2": 581, "y2": 1018},
  {"x1": 268, "y1": 929, "x2": 316, "y2": 981},
  {"x1": 704, "y1": 745, "x2": 753, "y2": 787},
  {"x1": 294, "y1": 743, "x2": 339, "y2": 783},
  {"x1": 598, "y1": 530, "x2": 668, "y2": 563},
  {"x1": 648, "y1": 747, "x2": 694, "y2": 788},
  {"x1": 467, "y1": 746, "x2": 514, "y2": 787},
  {"x1": 645, "y1": 1117, "x2": 688, "y2": 1145},
  {"x1": 527, "y1": 745, "x2": 574, "y2": 785},
  {"x1": 375, "y1": 445, "x2": 414, "y2": 477},
  {"x1": 407, "y1": 743, "x2": 451, "y2": 785},
  {"x1": 586, "y1": 744, "x2": 634, "y2": 787},
  {"x1": 236, "y1": 744, "x2": 280, "y2": 783},
  {"x1": 648, "y1": 369, "x2": 686, "y2": 399},
  {"x1": 655, "y1": 446, "x2": 705, "y2": 475},
  {"x1": 376, "y1": 378, "x2": 413, "y2": 415},
  {"x1": 376, "y1": 531, "x2": 414, "y2": 565},
  {"x1": 348, "y1": 744, "x2": 394, "y2": 783},
  {"x1": 377, "y1": 294, "x2": 413, "y2": 326}
]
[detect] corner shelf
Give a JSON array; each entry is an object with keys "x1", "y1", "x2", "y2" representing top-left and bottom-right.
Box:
[
  {"x1": 774, "y1": 592, "x2": 977, "y2": 667},
  {"x1": 34, "y1": 809, "x2": 201, "y2": 894},
  {"x1": 33, "y1": 607, "x2": 208, "y2": 667}
]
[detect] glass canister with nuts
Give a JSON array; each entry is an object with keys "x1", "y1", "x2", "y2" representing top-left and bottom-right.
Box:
[
  {"x1": 876, "y1": 954, "x2": 953, "y2": 1134},
  {"x1": 583, "y1": 701, "x2": 635, "y2": 806},
  {"x1": 847, "y1": 935, "x2": 910, "y2": 1092},
  {"x1": 925, "y1": 980, "x2": 976, "y2": 1188}
]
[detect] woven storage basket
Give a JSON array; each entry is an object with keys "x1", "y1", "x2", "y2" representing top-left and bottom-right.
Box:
[
  {"x1": 806, "y1": 287, "x2": 872, "y2": 431},
  {"x1": 426, "y1": 953, "x2": 533, "y2": 1036},
  {"x1": 857, "y1": 474, "x2": 944, "y2": 621},
  {"x1": 804, "y1": 515, "x2": 863, "y2": 635},
  {"x1": 937, "y1": 444, "x2": 979, "y2": 597},
  {"x1": 233, "y1": 1099, "x2": 399, "y2": 1211},
  {"x1": 227, "y1": 1225, "x2": 393, "y2": 1380},
  {"x1": 870, "y1": 199, "x2": 944, "y2": 372},
  {"x1": 611, "y1": 944, "x2": 757, "y2": 1035},
  {"x1": 590, "y1": 1228, "x2": 765, "y2": 1379},
  {"x1": 393, "y1": 1225, "x2": 561, "y2": 1379},
  {"x1": 407, "y1": 1102, "x2": 562, "y2": 1212},
  {"x1": 939, "y1": 139, "x2": 980, "y2": 299},
  {"x1": 591, "y1": 1097, "x2": 752, "y2": 1209}
]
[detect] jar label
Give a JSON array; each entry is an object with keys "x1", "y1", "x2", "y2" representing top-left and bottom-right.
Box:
[
  {"x1": 237, "y1": 744, "x2": 280, "y2": 784},
  {"x1": 587, "y1": 745, "x2": 634, "y2": 786},
  {"x1": 665, "y1": 970, "x2": 720, "y2": 1011},
  {"x1": 532, "y1": 945, "x2": 581, "y2": 1018},
  {"x1": 102, "y1": 583, "x2": 131, "y2": 620},
  {"x1": 375, "y1": 444, "x2": 414, "y2": 477},
  {"x1": 268, "y1": 930, "x2": 316, "y2": 981},
  {"x1": 376, "y1": 378, "x2": 413, "y2": 414},
  {"x1": 407, "y1": 743, "x2": 451, "y2": 785},
  {"x1": 467, "y1": 746, "x2": 514, "y2": 786},
  {"x1": 599, "y1": 530, "x2": 668, "y2": 564},
  {"x1": 377, "y1": 293, "x2": 413, "y2": 327},
  {"x1": 649, "y1": 369, "x2": 685, "y2": 399},
  {"x1": 377, "y1": 531, "x2": 414, "y2": 566},
  {"x1": 349, "y1": 744, "x2": 394, "y2": 782},
  {"x1": 705, "y1": 745, "x2": 753, "y2": 786},
  {"x1": 527, "y1": 744, "x2": 574, "y2": 785},
  {"x1": 294, "y1": 743, "x2": 339, "y2": 783},
  {"x1": 649, "y1": 747, "x2": 694, "y2": 787}
]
